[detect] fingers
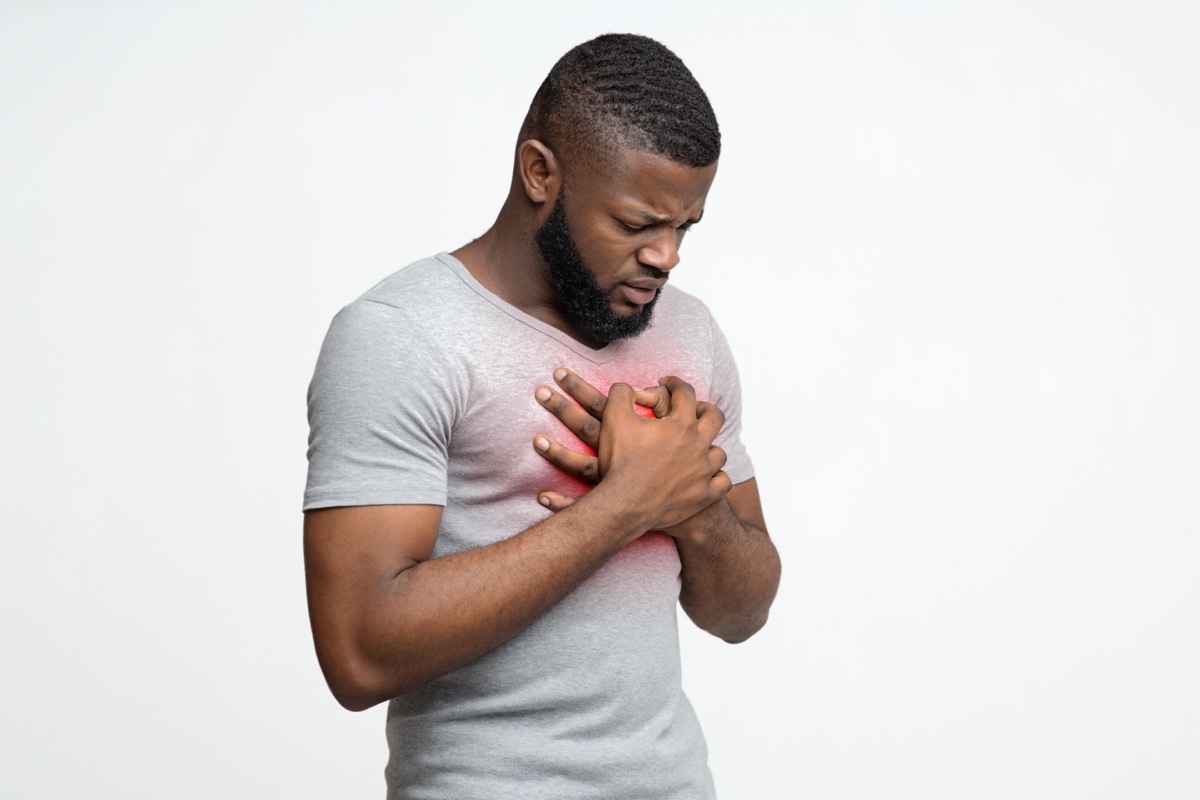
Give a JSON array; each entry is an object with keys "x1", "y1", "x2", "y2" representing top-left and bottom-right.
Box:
[
  {"x1": 634, "y1": 385, "x2": 671, "y2": 418},
  {"x1": 535, "y1": 385, "x2": 602, "y2": 449},
  {"x1": 658, "y1": 376, "x2": 697, "y2": 418},
  {"x1": 533, "y1": 435, "x2": 600, "y2": 482},
  {"x1": 605, "y1": 382, "x2": 637, "y2": 415},
  {"x1": 709, "y1": 470, "x2": 733, "y2": 500},
  {"x1": 540, "y1": 370, "x2": 725, "y2": 454},
  {"x1": 537, "y1": 491, "x2": 577, "y2": 512},
  {"x1": 553, "y1": 367, "x2": 608, "y2": 418},
  {"x1": 695, "y1": 401, "x2": 726, "y2": 439},
  {"x1": 707, "y1": 445, "x2": 728, "y2": 473},
  {"x1": 614, "y1": 383, "x2": 667, "y2": 420}
]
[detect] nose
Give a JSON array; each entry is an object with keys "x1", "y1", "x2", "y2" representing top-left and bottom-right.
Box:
[{"x1": 637, "y1": 229, "x2": 681, "y2": 272}]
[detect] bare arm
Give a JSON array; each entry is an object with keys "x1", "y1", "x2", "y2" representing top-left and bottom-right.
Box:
[
  {"x1": 304, "y1": 380, "x2": 729, "y2": 711},
  {"x1": 306, "y1": 489, "x2": 646, "y2": 711},
  {"x1": 534, "y1": 370, "x2": 781, "y2": 643},
  {"x1": 670, "y1": 478, "x2": 780, "y2": 642}
]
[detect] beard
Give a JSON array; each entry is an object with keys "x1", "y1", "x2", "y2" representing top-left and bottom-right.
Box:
[{"x1": 534, "y1": 194, "x2": 660, "y2": 344}]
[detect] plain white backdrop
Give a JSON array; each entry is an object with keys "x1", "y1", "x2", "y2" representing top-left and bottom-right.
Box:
[{"x1": 2, "y1": 1, "x2": 1197, "y2": 797}]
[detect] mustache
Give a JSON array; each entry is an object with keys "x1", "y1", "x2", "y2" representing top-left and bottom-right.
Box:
[{"x1": 636, "y1": 266, "x2": 669, "y2": 282}]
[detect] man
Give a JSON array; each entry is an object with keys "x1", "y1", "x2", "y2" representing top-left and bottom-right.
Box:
[{"x1": 304, "y1": 33, "x2": 781, "y2": 798}]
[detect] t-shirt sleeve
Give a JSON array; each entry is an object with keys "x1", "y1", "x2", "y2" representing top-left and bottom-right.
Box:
[
  {"x1": 303, "y1": 298, "x2": 458, "y2": 511},
  {"x1": 706, "y1": 312, "x2": 755, "y2": 486}
]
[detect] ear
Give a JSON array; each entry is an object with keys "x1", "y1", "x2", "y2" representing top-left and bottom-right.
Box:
[{"x1": 517, "y1": 139, "x2": 561, "y2": 205}]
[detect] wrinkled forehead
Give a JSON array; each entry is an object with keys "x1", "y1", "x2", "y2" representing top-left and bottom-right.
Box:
[{"x1": 569, "y1": 146, "x2": 717, "y2": 200}]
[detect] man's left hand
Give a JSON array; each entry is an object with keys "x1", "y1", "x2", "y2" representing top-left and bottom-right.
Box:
[
  {"x1": 534, "y1": 367, "x2": 780, "y2": 642},
  {"x1": 533, "y1": 367, "x2": 717, "y2": 540}
]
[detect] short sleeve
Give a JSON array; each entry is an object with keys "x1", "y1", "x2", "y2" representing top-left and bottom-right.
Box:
[
  {"x1": 303, "y1": 299, "x2": 459, "y2": 511},
  {"x1": 707, "y1": 313, "x2": 755, "y2": 486}
]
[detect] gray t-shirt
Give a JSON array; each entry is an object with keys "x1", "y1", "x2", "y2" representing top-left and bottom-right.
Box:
[{"x1": 305, "y1": 253, "x2": 753, "y2": 799}]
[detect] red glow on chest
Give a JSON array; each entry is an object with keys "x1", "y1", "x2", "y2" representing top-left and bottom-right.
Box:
[{"x1": 633, "y1": 403, "x2": 656, "y2": 419}]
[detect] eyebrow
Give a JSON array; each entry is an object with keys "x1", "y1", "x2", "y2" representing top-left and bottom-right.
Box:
[{"x1": 630, "y1": 208, "x2": 705, "y2": 226}]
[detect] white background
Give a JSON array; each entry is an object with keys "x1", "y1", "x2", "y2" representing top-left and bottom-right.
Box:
[{"x1": 2, "y1": 1, "x2": 1197, "y2": 797}]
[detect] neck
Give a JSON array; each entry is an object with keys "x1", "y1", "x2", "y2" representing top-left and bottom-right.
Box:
[{"x1": 452, "y1": 201, "x2": 606, "y2": 349}]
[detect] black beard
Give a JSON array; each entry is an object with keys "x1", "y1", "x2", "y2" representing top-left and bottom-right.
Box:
[{"x1": 534, "y1": 195, "x2": 660, "y2": 344}]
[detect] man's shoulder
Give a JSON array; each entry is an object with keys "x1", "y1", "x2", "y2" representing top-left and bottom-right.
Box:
[
  {"x1": 641, "y1": 284, "x2": 744, "y2": 380},
  {"x1": 355, "y1": 253, "x2": 465, "y2": 311},
  {"x1": 327, "y1": 253, "x2": 481, "y2": 338},
  {"x1": 317, "y1": 254, "x2": 477, "y2": 361},
  {"x1": 652, "y1": 283, "x2": 719, "y2": 337}
]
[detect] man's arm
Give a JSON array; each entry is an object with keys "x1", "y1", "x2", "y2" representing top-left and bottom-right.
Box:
[
  {"x1": 304, "y1": 380, "x2": 729, "y2": 711},
  {"x1": 670, "y1": 478, "x2": 780, "y2": 642},
  {"x1": 533, "y1": 370, "x2": 781, "y2": 644}
]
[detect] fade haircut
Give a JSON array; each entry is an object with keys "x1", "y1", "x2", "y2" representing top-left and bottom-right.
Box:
[{"x1": 520, "y1": 33, "x2": 721, "y2": 170}]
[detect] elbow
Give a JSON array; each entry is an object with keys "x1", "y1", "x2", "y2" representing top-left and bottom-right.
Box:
[
  {"x1": 316, "y1": 641, "x2": 420, "y2": 712},
  {"x1": 328, "y1": 677, "x2": 383, "y2": 713},
  {"x1": 310, "y1": 600, "x2": 436, "y2": 710},
  {"x1": 683, "y1": 602, "x2": 771, "y2": 644},
  {"x1": 321, "y1": 654, "x2": 388, "y2": 712},
  {"x1": 717, "y1": 609, "x2": 770, "y2": 644}
]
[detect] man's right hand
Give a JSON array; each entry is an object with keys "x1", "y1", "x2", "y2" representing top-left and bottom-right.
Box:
[{"x1": 596, "y1": 378, "x2": 731, "y2": 531}]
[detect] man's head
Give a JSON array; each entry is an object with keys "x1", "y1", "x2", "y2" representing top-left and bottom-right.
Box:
[
  {"x1": 519, "y1": 34, "x2": 720, "y2": 345},
  {"x1": 520, "y1": 33, "x2": 721, "y2": 171}
]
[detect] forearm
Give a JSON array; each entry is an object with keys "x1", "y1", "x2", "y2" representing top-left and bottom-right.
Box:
[
  {"x1": 674, "y1": 499, "x2": 781, "y2": 643},
  {"x1": 336, "y1": 484, "x2": 651, "y2": 709}
]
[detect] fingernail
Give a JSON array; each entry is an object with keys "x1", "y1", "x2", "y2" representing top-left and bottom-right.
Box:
[
  {"x1": 535, "y1": 436, "x2": 550, "y2": 452},
  {"x1": 554, "y1": 368, "x2": 568, "y2": 382},
  {"x1": 535, "y1": 387, "x2": 551, "y2": 402},
  {"x1": 539, "y1": 495, "x2": 551, "y2": 507}
]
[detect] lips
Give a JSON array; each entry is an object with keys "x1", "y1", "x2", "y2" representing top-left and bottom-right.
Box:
[{"x1": 620, "y1": 280, "x2": 665, "y2": 306}]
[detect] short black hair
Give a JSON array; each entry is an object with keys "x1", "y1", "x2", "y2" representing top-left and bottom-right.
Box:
[{"x1": 520, "y1": 33, "x2": 720, "y2": 169}]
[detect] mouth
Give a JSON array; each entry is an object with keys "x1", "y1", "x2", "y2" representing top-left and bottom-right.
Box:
[{"x1": 618, "y1": 281, "x2": 664, "y2": 306}]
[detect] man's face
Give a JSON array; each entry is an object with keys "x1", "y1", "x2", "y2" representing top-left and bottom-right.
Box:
[
  {"x1": 535, "y1": 148, "x2": 718, "y2": 345},
  {"x1": 536, "y1": 193, "x2": 659, "y2": 342}
]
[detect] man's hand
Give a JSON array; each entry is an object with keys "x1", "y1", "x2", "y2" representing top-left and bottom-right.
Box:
[
  {"x1": 533, "y1": 368, "x2": 730, "y2": 533},
  {"x1": 534, "y1": 368, "x2": 780, "y2": 642},
  {"x1": 532, "y1": 367, "x2": 664, "y2": 487}
]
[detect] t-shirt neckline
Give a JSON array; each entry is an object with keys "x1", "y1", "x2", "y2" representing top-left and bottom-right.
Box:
[{"x1": 435, "y1": 252, "x2": 630, "y2": 365}]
